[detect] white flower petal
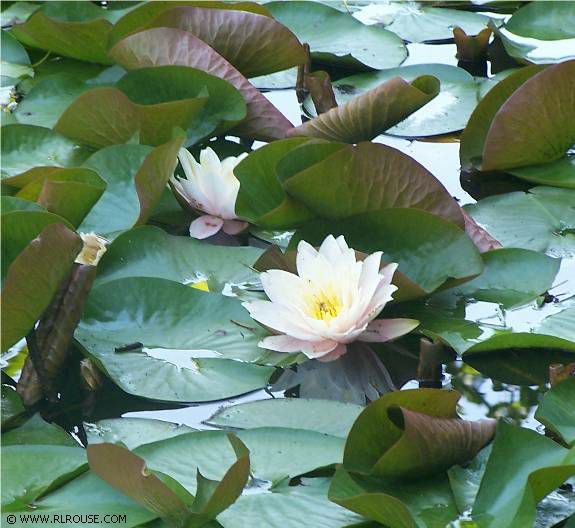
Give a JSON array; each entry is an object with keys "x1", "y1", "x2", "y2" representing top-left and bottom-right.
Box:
[
  {"x1": 189, "y1": 215, "x2": 224, "y2": 239},
  {"x1": 243, "y1": 300, "x2": 319, "y2": 341},
  {"x1": 260, "y1": 270, "x2": 310, "y2": 311},
  {"x1": 259, "y1": 335, "x2": 309, "y2": 353},
  {"x1": 300, "y1": 339, "x2": 340, "y2": 360},
  {"x1": 360, "y1": 318, "x2": 420, "y2": 343},
  {"x1": 316, "y1": 343, "x2": 347, "y2": 362}
]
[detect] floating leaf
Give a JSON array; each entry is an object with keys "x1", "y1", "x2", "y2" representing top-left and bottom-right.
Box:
[
  {"x1": 108, "y1": 1, "x2": 272, "y2": 47},
  {"x1": 2, "y1": 427, "x2": 87, "y2": 511},
  {"x1": 149, "y1": 6, "x2": 306, "y2": 78},
  {"x1": 289, "y1": 75, "x2": 439, "y2": 142},
  {"x1": 1, "y1": 385, "x2": 25, "y2": 428},
  {"x1": 1, "y1": 30, "x2": 33, "y2": 84},
  {"x1": 353, "y1": 2, "x2": 494, "y2": 43},
  {"x1": 86, "y1": 418, "x2": 196, "y2": 451},
  {"x1": 505, "y1": 1, "x2": 575, "y2": 40},
  {"x1": 293, "y1": 208, "x2": 482, "y2": 294},
  {"x1": 482, "y1": 61, "x2": 575, "y2": 171},
  {"x1": 78, "y1": 137, "x2": 182, "y2": 237},
  {"x1": 535, "y1": 378, "x2": 575, "y2": 447},
  {"x1": 280, "y1": 141, "x2": 463, "y2": 226},
  {"x1": 109, "y1": 27, "x2": 293, "y2": 141},
  {"x1": 329, "y1": 466, "x2": 459, "y2": 528},
  {"x1": 14, "y1": 73, "x2": 91, "y2": 128},
  {"x1": 508, "y1": 156, "x2": 575, "y2": 189},
  {"x1": 471, "y1": 421, "x2": 575, "y2": 528},
  {"x1": 15, "y1": 167, "x2": 106, "y2": 227},
  {"x1": 327, "y1": 64, "x2": 480, "y2": 137},
  {"x1": 445, "y1": 248, "x2": 560, "y2": 308},
  {"x1": 10, "y1": 2, "x2": 116, "y2": 64},
  {"x1": 266, "y1": 1, "x2": 407, "y2": 70},
  {"x1": 460, "y1": 64, "x2": 543, "y2": 170},
  {"x1": 3, "y1": 414, "x2": 79, "y2": 447},
  {"x1": 0, "y1": 124, "x2": 92, "y2": 181},
  {"x1": 95, "y1": 226, "x2": 262, "y2": 293},
  {"x1": 463, "y1": 333, "x2": 575, "y2": 385},
  {"x1": 1, "y1": 223, "x2": 81, "y2": 351},
  {"x1": 207, "y1": 398, "x2": 363, "y2": 438},
  {"x1": 464, "y1": 187, "x2": 575, "y2": 257},
  {"x1": 344, "y1": 389, "x2": 495, "y2": 479}
]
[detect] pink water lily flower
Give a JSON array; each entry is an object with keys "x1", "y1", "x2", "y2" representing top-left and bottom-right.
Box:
[
  {"x1": 243, "y1": 235, "x2": 419, "y2": 362},
  {"x1": 171, "y1": 147, "x2": 248, "y2": 239}
]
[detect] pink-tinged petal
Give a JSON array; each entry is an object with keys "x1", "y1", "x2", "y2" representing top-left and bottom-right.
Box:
[
  {"x1": 222, "y1": 219, "x2": 248, "y2": 235},
  {"x1": 242, "y1": 300, "x2": 319, "y2": 341},
  {"x1": 381, "y1": 262, "x2": 399, "y2": 285},
  {"x1": 316, "y1": 343, "x2": 347, "y2": 362},
  {"x1": 259, "y1": 335, "x2": 309, "y2": 353},
  {"x1": 189, "y1": 215, "x2": 224, "y2": 239},
  {"x1": 300, "y1": 339, "x2": 340, "y2": 360},
  {"x1": 260, "y1": 270, "x2": 309, "y2": 311},
  {"x1": 360, "y1": 318, "x2": 420, "y2": 343}
]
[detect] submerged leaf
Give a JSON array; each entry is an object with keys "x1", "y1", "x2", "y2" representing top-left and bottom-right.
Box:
[{"x1": 535, "y1": 378, "x2": 575, "y2": 447}]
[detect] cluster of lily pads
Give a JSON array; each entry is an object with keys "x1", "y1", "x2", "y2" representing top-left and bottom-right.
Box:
[{"x1": 1, "y1": 1, "x2": 575, "y2": 527}]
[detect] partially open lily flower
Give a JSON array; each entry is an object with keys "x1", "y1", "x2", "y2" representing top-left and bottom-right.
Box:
[
  {"x1": 75, "y1": 233, "x2": 109, "y2": 266},
  {"x1": 243, "y1": 235, "x2": 419, "y2": 362},
  {"x1": 171, "y1": 147, "x2": 249, "y2": 239}
]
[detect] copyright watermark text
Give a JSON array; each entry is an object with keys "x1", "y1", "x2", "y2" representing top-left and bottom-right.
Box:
[{"x1": 5, "y1": 514, "x2": 128, "y2": 525}]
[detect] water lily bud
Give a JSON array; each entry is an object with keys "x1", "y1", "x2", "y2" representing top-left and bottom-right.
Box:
[
  {"x1": 75, "y1": 233, "x2": 109, "y2": 266},
  {"x1": 171, "y1": 147, "x2": 249, "y2": 239},
  {"x1": 243, "y1": 234, "x2": 419, "y2": 362}
]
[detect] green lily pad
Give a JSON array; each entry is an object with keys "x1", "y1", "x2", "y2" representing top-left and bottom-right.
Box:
[
  {"x1": 75, "y1": 276, "x2": 276, "y2": 402},
  {"x1": 109, "y1": 27, "x2": 293, "y2": 141},
  {"x1": 329, "y1": 466, "x2": 459, "y2": 528},
  {"x1": 482, "y1": 61, "x2": 575, "y2": 172},
  {"x1": 353, "y1": 2, "x2": 494, "y2": 43},
  {"x1": 328, "y1": 64, "x2": 480, "y2": 137},
  {"x1": 445, "y1": 248, "x2": 560, "y2": 308},
  {"x1": 280, "y1": 141, "x2": 463, "y2": 226},
  {"x1": 108, "y1": 1, "x2": 272, "y2": 47},
  {"x1": 464, "y1": 187, "x2": 575, "y2": 257},
  {"x1": 2, "y1": 414, "x2": 79, "y2": 447},
  {"x1": 508, "y1": 155, "x2": 575, "y2": 189},
  {"x1": 535, "y1": 378, "x2": 575, "y2": 447},
  {"x1": 1, "y1": 442, "x2": 87, "y2": 511},
  {"x1": 10, "y1": 3, "x2": 116, "y2": 64},
  {"x1": 290, "y1": 75, "x2": 439, "y2": 142},
  {"x1": 14, "y1": 74, "x2": 90, "y2": 129},
  {"x1": 10, "y1": 472, "x2": 156, "y2": 527},
  {"x1": 0, "y1": 2, "x2": 40, "y2": 27},
  {"x1": 505, "y1": 1, "x2": 575, "y2": 40},
  {"x1": 471, "y1": 421, "x2": 575, "y2": 527},
  {"x1": 221, "y1": 477, "x2": 363, "y2": 528},
  {"x1": 207, "y1": 398, "x2": 363, "y2": 438},
  {"x1": 95, "y1": 226, "x2": 262, "y2": 294},
  {"x1": 266, "y1": 1, "x2": 407, "y2": 70},
  {"x1": 0, "y1": 124, "x2": 92, "y2": 181},
  {"x1": 15, "y1": 167, "x2": 106, "y2": 227},
  {"x1": 343, "y1": 389, "x2": 494, "y2": 479},
  {"x1": 460, "y1": 64, "x2": 544, "y2": 170},
  {"x1": 1, "y1": 30, "x2": 33, "y2": 86},
  {"x1": 86, "y1": 418, "x2": 196, "y2": 451},
  {"x1": 1, "y1": 209, "x2": 74, "y2": 281},
  {"x1": 292, "y1": 208, "x2": 482, "y2": 294},
  {"x1": 135, "y1": 428, "x2": 344, "y2": 492},
  {"x1": 79, "y1": 138, "x2": 182, "y2": 237},
  {"x1": 149, "y1": 6, "x2": 306, "y2": 78},
  {"x1": 463, "y1": 333, "x2": 575, "y2": 385},
  {"x1": 0, "y1": 196, "x2": 44, "y2": 214},
  {"x1": 1, "y1": 385, "x2": 26, "y2": 428},
  {"x1": 1, "y1": 223, "x2": 81, "y2": 352},
  {"x1": 538, "y1": 304, "x2": 575, "y2": 343}
]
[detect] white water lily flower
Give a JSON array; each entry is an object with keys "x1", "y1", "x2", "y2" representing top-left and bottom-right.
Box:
[
  {"x1": 243, "y1": 235, "x2": 419, "y2": 362},
  {"x1": 171, "y1": 147, "x2": 248, "y2": 239}
]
